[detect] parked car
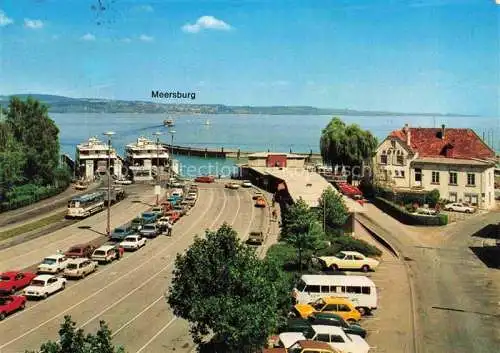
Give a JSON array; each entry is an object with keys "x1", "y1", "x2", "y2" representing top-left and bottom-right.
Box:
[
  {"x1": 130, "y1": 218, "x2": 145, "y2": 232},
  {"x1": 165, "y1": 210, "x2": 181, "y2": 223},
  {"x1": 242, "y1": 180, "x2": 252, "y2": 188},
  {"x1": 0, "y1": 271, "x2": 37, "y2": 295},
  {"x1": 265, "y1": 340, "x2": 341, "y2": 353},
  {"x1": 415, "y1": 207, "x2": 438, "y2": 216},
  {"x1": 110, "y1": 224, "x2": 136, "y2": 241},
  {"x1": 247, "y1": 231, "x2": 265, "y2": 245},
  {"x1": 64, "y1": 244, "x2": 96, "y2": 259},
  {"x1": 157, "y1": 216, "x2": 171, "y2": 232},
  {"x1": 173, "y1": 204, "x2": 188, "y2": 216},
  {"x1": 23, "y1": 275, "x2": 66, "y2": 299},
  {"x1": 141, "y1": 211, "x2": 159, "y2": 224},
  {"x1": 114, "y1": 178, "x2": 132, "y2": 185},
  {"x1": 283, "y1": 312, "x2": 367, "y2": 338},
  {"x1": 0, "y1": 295, "x2": 27, "y2": 320},
  {"x1": 120, "y1": 235, "x2": 147, "y2": 251},
  {"x1": 282, "y1": 325, "x2": 370, "y2": 353},
  {"x1": 293, "y1": 297, "x2": 361, "y2": 324},
  {"x1": 91, "y1": 245, "x2": 121, "y2": 264},
  {"x1": 37, "y1": 254, "x2": 69, "y2": 274},
  {"x1": 255, "y1": 197, "x2": 266, "y2": 208},
  {"x1": 316, "y1": 251, "x2": 379, "y2": 272},
  {"x1": 225, "y1": 182, "x2": 240, "y2": 189},
  {"x1": 443, "y1": 202, "x2": 475, "y2": 213},
  {"x1": 185, "y1": 192, "x2": 197, "y2": 201},
  {"x1": 139, "y1": 223, "x2": 160, "y2": 238},
  {"x1": 64, "y1": 258, "x2": 98, "y2": 279},
  {"x1": 150, "y1": 206, "x2": 165, "y2": 217},
  {"x1": 195, "y1": 176, "x2": 215, "y2": 183}
]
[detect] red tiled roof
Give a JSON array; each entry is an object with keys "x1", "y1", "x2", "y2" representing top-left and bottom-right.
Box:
[{"x1": 389, "y1": 127, "x2": 495, "y2": 160}]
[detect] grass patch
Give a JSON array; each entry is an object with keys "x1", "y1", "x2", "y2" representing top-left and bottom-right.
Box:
[{"x1": 0, "y1": 211, "x2": 67, "y2": 241}]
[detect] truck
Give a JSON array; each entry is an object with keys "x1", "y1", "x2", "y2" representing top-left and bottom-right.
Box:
[
  {"x1": 246, "y1": 231, "x2": 265, "y2": 245},
  {"x1": 99, "y1": 186, "x2": 126, "y2": 205}
]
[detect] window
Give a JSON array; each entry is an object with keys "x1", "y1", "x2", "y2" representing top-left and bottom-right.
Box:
[
  {"x1": 306, "y1": 285, "x2": 320, "y2": 293},
  {"x1": 320, "y1": 285, "x2": 329, "y2": 293},
  {"x1": 395, "y1": 170, "x2": 399, "y2": 177},
  {"x1": 449, "y1": 172, "x2": 457, "y2": 185},
  {"x1": 330, "y1": 335, "x2": 345, "y2": 343},
  {"x1": 330, "y1": 285, "x2": 344, "y2": 293},
  {"x1": 391, "y1": 140, "x2": 396, "y2": 148},
  {"x1": 337, "y1": 304, "x2": 351, "y2": 312},
  {"x1": 380, "y1": 154, "x2": 387, "y2": 164},
  {"x1": 346, "y1": 286, "x2": 362, "y2": 294},
  {"x1": 361, "y1": 286, "x2": 371, "y2": 294},
  {"x1": 415, "y1": 168, "x2": 422, "y2": 182},
  {"x1": 397, "y1": 155, "x2": 404, "y2": 165},
  {"x1": 467, "y1": 173, "x2": 475, "y2": 186},
  {"x1": 324, "y1": 304, "x2": 338, "y2": 311},
  {"x1": 316, "y1": 334, "x2": 330, "y2": 342},
  {"x1": 431, "y1": 171, "x2": 440, "y2": 184},
  {"x1": 354, "y1": 255, "x2": 364, "y2": 260},
  {"x1": 401, "y1": 170, "x2": 405, "y2": 178},
  {"x1": 449, "y1": 192, "x2": 457, "y2": 202}
]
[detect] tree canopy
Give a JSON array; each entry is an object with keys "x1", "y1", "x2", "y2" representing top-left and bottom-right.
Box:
[
  {"x1": 317, "y1": 187, "x2": 349, "y2": 229},
  {"x1": 25, "y1": 316, "x2": 124, "y2": 353},
  {"x1": 167, "y1": 223, "x2": 289, "y2": 352},
  {"x1": 320, "y1": 117, "x2": 378, "y2": 178}
]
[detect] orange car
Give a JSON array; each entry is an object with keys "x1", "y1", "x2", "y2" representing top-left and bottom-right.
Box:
[{"x1": 255, "y1": 196, "x2": 266, "y2": 208}]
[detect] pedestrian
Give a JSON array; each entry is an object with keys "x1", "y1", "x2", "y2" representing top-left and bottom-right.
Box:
[
  {"x1": 272, "y1": 209, "x2": 277, "y2": 221},
  {"x1": 166, "y1": 220, "x2": 173, "y2": 236}
]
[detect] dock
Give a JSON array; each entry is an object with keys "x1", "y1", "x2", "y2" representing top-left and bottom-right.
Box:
[{"x1": 162, "y1": 144, "x2": 323, "y2": 163}]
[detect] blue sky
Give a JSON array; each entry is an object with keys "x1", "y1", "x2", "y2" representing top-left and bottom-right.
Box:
[{"x1": 0, "y1": 0, "x2": 498, "y2": 115}]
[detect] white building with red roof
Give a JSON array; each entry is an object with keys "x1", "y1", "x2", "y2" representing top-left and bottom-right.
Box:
[{"x1": 374, "y1": 124, "x2": 496, "y2": 209}]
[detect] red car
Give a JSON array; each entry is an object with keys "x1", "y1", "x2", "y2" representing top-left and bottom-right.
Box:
[
  {"x1": 194, "y1": 176, "x2": 215, "y2": 183},
  {"x1": 165, "y1": 210, "x2": 181, "y2": 223},
  {"x1": 0, "y1": 295, "x2": 27, "y2": 320},
  {"x1": 64, "y1": 244, "x2": 96, "y2": 259},
  {"x1": 0, "y1": 271, "x2": 37, "y2": 295}
]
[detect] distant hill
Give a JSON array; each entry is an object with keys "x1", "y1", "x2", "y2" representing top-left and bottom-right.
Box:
[{"x1": 0, "y1": 94, "x2": 475, "y2": 117}]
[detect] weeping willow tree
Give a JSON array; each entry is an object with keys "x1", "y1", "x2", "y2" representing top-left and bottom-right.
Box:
[{"x1": 320, "y1": 117, "x2": 378, "y2": 183}]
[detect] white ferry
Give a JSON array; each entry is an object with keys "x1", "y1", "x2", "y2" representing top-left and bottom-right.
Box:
[
  {"x1": 125, "y1": 137, "x2": 170, "y2": 182},
  {"x1": 75, "y1": 137, "x2": 122, "y2": 181}
]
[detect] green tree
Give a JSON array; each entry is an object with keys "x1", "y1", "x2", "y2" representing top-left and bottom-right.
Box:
[
  {"x1": 317, "y1": 187, "x2": 349, "y2": 229},
  {"x1": 280, "y1": 198, "x2": 314, "y2": 239},
  {"x1": 320, "y1": 117, "x2": 378, "y2": 183},
  {"x1": 0, "y1": 125, "x2": 26, "y2": 198},
  {"x1": 25, "y1": 316, "x2": 124, "y2": 353},
  {"x1": 6, "y1": 97, "x2": 60, "y2": 185},
  {"x1": 167, "y1": 223, "x2": 287, "y2": 353}
]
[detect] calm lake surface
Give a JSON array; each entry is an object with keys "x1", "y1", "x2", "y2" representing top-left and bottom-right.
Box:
[{"x1": 52, "y1": 113, "x2": 500, "y2": 177}]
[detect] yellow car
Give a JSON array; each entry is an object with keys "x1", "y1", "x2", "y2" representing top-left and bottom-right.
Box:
[{"x1": 293, "y1": 297, "x2": 361, "y2": 324}]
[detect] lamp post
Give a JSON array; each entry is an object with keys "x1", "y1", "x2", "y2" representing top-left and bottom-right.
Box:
[
  {"x1": 103, "y1": 131, "x2": 115, "y2": 237},
  {"x1": 153, "y1": 131, "x2": 162, "y2": 206},
  {"x1": 169, "y1": 130, "x2": 176, "y2": 181}
]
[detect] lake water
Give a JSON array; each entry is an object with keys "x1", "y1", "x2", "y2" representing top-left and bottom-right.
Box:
[{"x1": 52, "y1": 113, "x2": 500, "y2": 177}]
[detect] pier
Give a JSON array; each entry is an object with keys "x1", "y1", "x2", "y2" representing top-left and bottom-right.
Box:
[{"x1": 162, "y1": 144, "x2": 323, "y2": 163}]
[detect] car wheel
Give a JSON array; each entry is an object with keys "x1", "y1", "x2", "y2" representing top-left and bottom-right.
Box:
[
  {"x1": 43, "y1": 293, "x2": 48, "y2": 299},
  {"x1": 361, "y1": 265, "x2": 370, "y2": 272},
  {"x1": 347, "y1": 318, "x2": 357, "y2": 324},
  {"x1": 61, "y1": 283, "x2": 66, "y2": 290},
  {"x1": 330, "y1": 264, "x2": 339, "y2": 272},
  {"x1": 0, "y1": 312, "x2": 5, "y2": 321},
  {"x1": 287, "y1": 311, "x2": 297, "y2": 318},
  {"x1": 10, "y1": 287, "x2": 16, "y2": 294},
  {"x1": 20, "y1": 302, "x2": 25, "y2": 310},
  {"x1": 357, "y1": 307, "x2": 366, "y2": 316}
]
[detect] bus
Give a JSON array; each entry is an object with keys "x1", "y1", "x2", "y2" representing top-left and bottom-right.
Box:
[{"x1": 66, "y1": 192, "x2": 105, "y2": 219}]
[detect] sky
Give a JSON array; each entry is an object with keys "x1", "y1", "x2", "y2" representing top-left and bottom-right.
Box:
[{"x1": 0, "y1": 0, "x2": 499, "y2": 115}]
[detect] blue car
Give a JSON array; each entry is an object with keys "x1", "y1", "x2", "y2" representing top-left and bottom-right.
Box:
[
  {"x1": 110, "y1": 224, "x2": 135, "y2": 241},
  {"x1": 141, "y1": 211, "x2": 158, "y2": 224}
]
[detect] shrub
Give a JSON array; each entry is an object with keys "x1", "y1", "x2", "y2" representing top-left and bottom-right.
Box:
[
  {"x1": 0, "y1": 183, "x2": 69, "y2": 212},
  {"x1": 315, "y1": 236, "x2": 382, "y2": 258},
  {"x1": 373, "y1": 197, "x2": 448, "y2": 226}
]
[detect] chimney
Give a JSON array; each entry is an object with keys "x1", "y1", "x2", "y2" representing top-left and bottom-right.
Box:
[
  {"x1": 403, "y1": 124, "x2": 411, "y2": 146},
  {"x1": 441, "y1": 124, "x2": 445, "y2": 139}
]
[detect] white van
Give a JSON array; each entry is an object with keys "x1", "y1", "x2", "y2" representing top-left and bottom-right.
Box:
[{"x1": 292, "y1": 274, "x2": 378, "y2": 315}]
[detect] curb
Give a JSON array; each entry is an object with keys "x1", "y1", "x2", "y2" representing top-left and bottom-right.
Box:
[{"x1": 355, "y1": 214, "x2": 400, "y2": 258}]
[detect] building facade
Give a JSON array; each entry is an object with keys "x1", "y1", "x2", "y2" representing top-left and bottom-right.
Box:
[
  {"x1": 125, "y1": 137, "x2": 170, "y2": 182},
  {"x1": 76, "y1": 137, "x2": 122, "y2": 181},
  {"x1": 374, "y1": 124, "x2": 496, "y2": 209}
]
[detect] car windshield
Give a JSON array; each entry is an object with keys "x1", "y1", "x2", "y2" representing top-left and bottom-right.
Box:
[
  {"x1": 93, "y1": 250, "x2": 105, "y2": 256},
  {"x1": 42, "y1": 258, "x2": 57, "y2": 265},
  {"x1": 124, "y1": 236, "x2": 137, "y2": 242},
  {"x1": 30, "y1": 280, "x2": 45, "y2": 286},
  {"x1": 0, "y1": 275, "x2": 12, "y2": 281},
  {"x1": 0, "y1": 297, "x2": 12, "y2": 304},
  {"x1": 143, "y1": 213, "x2": 154, "y2": 217},
  {"x1": 296, "y1": 279, "x2": 307, "y2": 292},
  {"x1": 312, "y1": 299, "x2": 325, "y2": 311},
  {"x1": 303, "y1": 327, "x2": 315, "y2": 339},
  {"x1": 68, "y1": 247, "x2": 82, "y2": 253},
  {"x1": 114, "y1": 229, "x2": 124, "y2": 233},
  {"x1": 132, "y1": 218, "x2": 141, "y2": 223},
  {"x1": 66, "y1": 263, "x2": 78, "y2": 270},
  {"x1": 334, "y1": 252, "x2": 345, "y2": 259},
  {"x1": 143, "y1": 225, "x2": 155, "y2": 230}
]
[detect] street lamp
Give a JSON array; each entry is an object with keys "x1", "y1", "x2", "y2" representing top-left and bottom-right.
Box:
[
  {"x1": 169, "y1": 130, "x2": 176, "y2": 180},
  {"x1": 153, "y1": 131, "x2": 162, "y2": 206},
  {"x1": 103, "y1": 131, "x2": 115, "y2": 237}
]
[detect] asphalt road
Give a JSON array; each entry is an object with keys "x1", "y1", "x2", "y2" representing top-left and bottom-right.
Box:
[
  {"x1": 361, "y1": 204, "x2": 500, "y2": 353},
  {"x1": 0, "y1": 183, "x2": 269, "y2": 353}
]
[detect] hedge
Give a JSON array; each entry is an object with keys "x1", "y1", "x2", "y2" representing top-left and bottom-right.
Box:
[
  {"x1": 373, "y1": 196, "x2": 448, "y2": 226},
  {"x1": 0, "y1": 183, "x2": 70, "y2": 212},
  {"x1": 316, "y1": 236, "x2": 383, "y2": 257}
]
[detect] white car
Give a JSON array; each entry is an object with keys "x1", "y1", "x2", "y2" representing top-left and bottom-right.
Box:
[
  {"x1": 286, "y1": 325, "x2": 369, "y2": 353},
  {"x1": 23, "y1": 275, "x2": 66, "y2": 299},
  {"x1": 415, "y1": 207, "x2": 438, "y2": 216},
  {"x1": 241, "y1": 180, "x2": 252, "y2": 188},
  {"x1": 120, "y1": 235, "x2": 147, "y2": 251},
  {"x1": 64, "y1": 258, "x2": 98, "y2": 279},
  {"x1": 91, "y1": 245, "x2": 120, "y2": 263},
  {"x1": 37, "y1": 254, "x2": 69, "y2": 274},
  {"x1": 185, "y1": 192, "x2": 197, "y2": 200},
  {"x1": 114, "y1": 178, "x2": 132, "y2": 185},
  {"x1": 316, "y1": 251, "x2": 380, "y2": 272},
  {"x1": 443, "y1": 202, "x2": 475, "y2": 213}
]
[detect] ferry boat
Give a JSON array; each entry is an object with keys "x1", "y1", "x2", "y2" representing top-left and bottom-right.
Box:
[
  {"x1": 75, "y1": 137, "x2": 122, "y2": 181},
  {"x1": 125, "y1": 137, "x2": 170, "y2": 182},
  {"x1": 164, "y1": 118, "x2": 175, "y2": 127}
]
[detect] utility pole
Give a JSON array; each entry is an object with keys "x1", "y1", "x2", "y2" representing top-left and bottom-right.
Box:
[
  {"x1": 169, "y1": 130, "x2": 176, "y2": 181},
  {"x1": 103, "y1": 131, "x2": 115, "y2": 237},
  {"x1": 153, "y1": 131, "x2": 162, "y2": 206}
]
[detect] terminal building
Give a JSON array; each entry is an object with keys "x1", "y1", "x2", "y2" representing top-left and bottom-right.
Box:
[
  {"x1": 239, "y1": 152, "x2": 364, "y2": 234},
  {"x1": 125, "y1": 137, "x2": 170, "y2": 182}
]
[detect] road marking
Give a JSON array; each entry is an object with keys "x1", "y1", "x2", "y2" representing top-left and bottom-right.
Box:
[
  {"x1": 135, "y1": 318, "x2": 177, "y2": 353},
  {"x1": 0, "y1": 188, "x2": 217, "y2": 348},
  {"x1": 110, "y1": 296, "x2": 164, "y2": 337}
]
